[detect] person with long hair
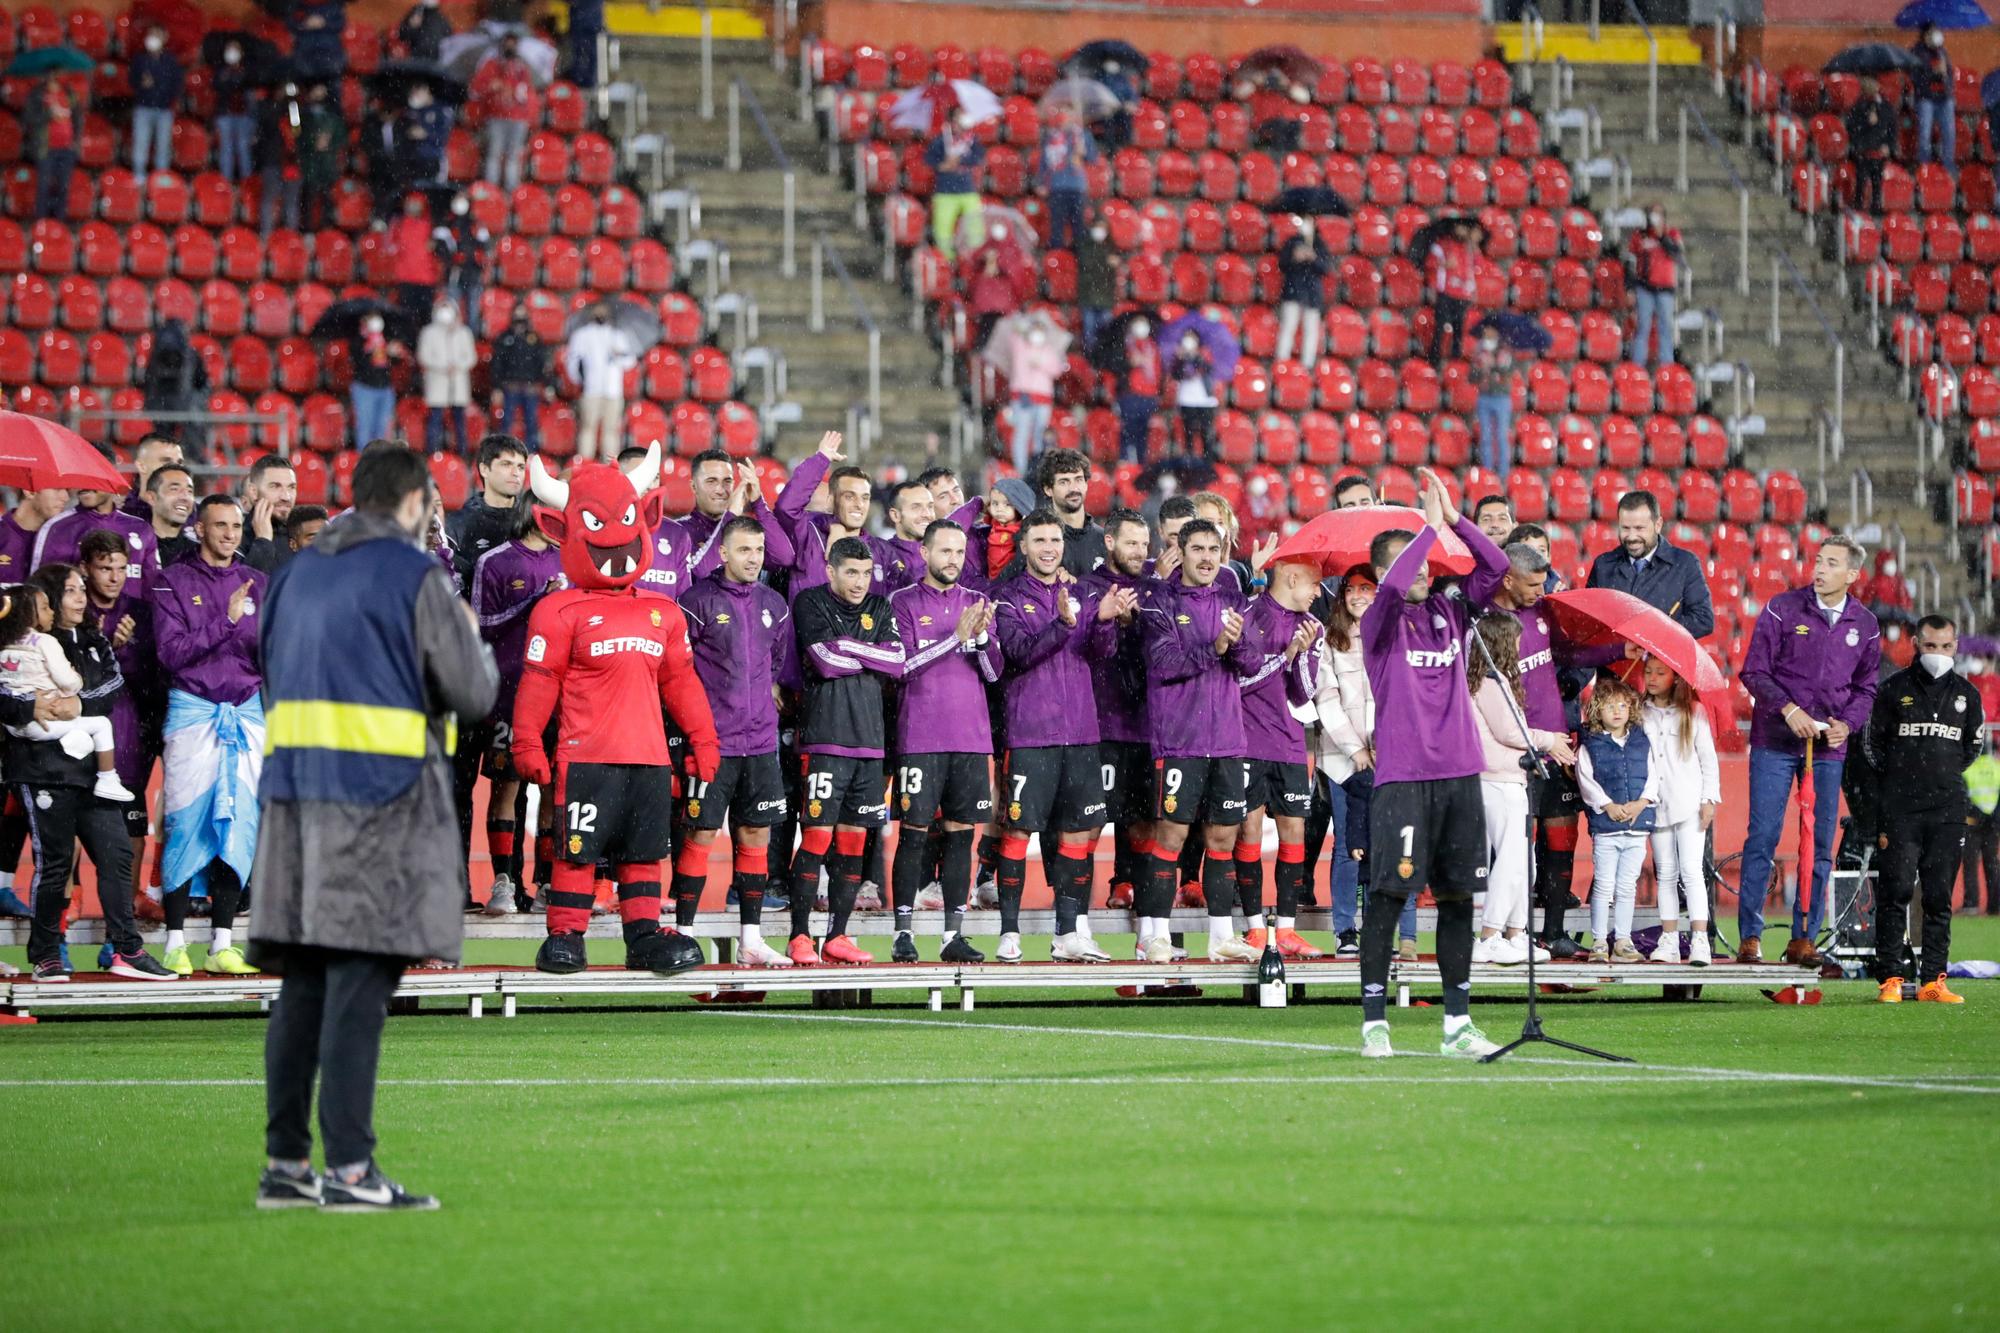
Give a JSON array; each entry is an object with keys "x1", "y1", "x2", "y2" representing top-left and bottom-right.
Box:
[
  {"x1": 1639, "y1": 658, "x2": 1719, "y2": 965},
  {"x1": 1466, "y1": 614, "x2": 1563, "y2": 964}
]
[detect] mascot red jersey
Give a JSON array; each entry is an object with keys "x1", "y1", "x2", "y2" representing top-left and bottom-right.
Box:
[{"x1": 512, "y1": 443, "x2": 721, "y2": 975}]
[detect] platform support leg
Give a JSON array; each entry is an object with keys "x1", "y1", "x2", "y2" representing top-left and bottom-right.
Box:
[
  {"x1": 960, "y1": 988, "x2": 975, "y2": 1011},
  {"x1": 928, "y1": 988, "x2": 942, "y2": 1012},
  {"x1": 1396, "y1": 983, "x2": 1411, "y2": 1008},
  {"x1": 503, "y1": 993, "x2": 517, "y2": 1019},
  {"x1": 470, "y1": 995, "x2": 483, "y2": 1019}
]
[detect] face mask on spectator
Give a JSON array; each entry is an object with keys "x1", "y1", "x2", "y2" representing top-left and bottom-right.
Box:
[
  {"x1": 452, "y1": 197, "x2": 470, "y2": 215},
  {"x1": 1180, "y1": 335, "x2": 1199, "y2": 354},
  {"x1": 1089, "y1": 226, "x2": 1107, "y2": 241},
  {"x1": 1920, "y1": 652, "x2": 1954, "y2": 678},
  {"x1": 1649, "y1": 211, "x2": 1665, "y2": 229},
  {"x1": 365, "y1": 316, "x2": 385, "y2": 334},
  {"x1": 1929, "y1": 29, "x2": 1944, "y2": 47},
  {"x1": 1131, "y1": 319, "x2": 1150, "y2": 340},
  {"x1": 145, "y1": 34, "x2": 165, "y2": 53},
  {"x1": 410, "y1": 88, "x2": 432, "y2": 109},
  {"x1": 435, "y1": 304, "x2": 457, "y2": 324},
  {"x1": 1481, "y1": 334, "x2": 1500, "y2": 351},
  {"x1": 224, "y1": 46, "x2": 241, "y2": 65}
]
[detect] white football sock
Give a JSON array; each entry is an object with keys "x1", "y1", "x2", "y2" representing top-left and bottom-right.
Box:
[
  {"x1": 1443, "y1": 1013, "x2": 1471, "y2": 1038},
  {"x1": 1208, "y1": 917, "x2": 1232, "y2": 946},
  {"x1": 1276, "y1": 916, "x2": 1295, "y2": 931},
  {"x1": 165, "y1": 929, "x2": 186, "y2": 952},
  {"x1": 211, "y1": 927, "x2": 233, "y2": 952},
  {"x1": 1245, "y1": 914, "x2": 1266, "y2": 934}
]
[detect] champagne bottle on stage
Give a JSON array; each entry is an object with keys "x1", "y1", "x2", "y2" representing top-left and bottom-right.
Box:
[{"x1": 1257, "y1": 923, "x2": 1287, "y2": 1008}]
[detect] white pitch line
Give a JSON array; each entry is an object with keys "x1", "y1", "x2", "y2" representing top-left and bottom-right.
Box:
[
  {"x1": 693, "y1": 1009, "x2": 2000, "y2": 1095},
  {"x1": 0, "y1": 1073, "x2": 1977, "y2": 1091}
]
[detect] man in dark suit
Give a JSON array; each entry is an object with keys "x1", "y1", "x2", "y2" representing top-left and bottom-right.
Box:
[{"x1": 1584, "y1": 490, "x2": 1713, "y2": 640}]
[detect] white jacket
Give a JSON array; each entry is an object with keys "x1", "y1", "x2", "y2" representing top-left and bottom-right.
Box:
[
  {"x1": 1309, "y1": 641, "x2": 1375, "y2": 784},
  {"x1": 564, "y1": 321, "x2": 637, "y2": 399},
  {"x1": 417, "y1": 317, "x2": 476, "y2": 407},
  {"x1": 1640, "y1": 699, "x2": 1720, "y2": 827}
]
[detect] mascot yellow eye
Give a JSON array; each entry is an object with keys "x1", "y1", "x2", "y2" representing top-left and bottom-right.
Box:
[
  {"x1": 622, "y1": 504, "x2": 636, "y2": 526},
  {"x1": 580, "y1": 510, "x2": 605, "y2": 533}
]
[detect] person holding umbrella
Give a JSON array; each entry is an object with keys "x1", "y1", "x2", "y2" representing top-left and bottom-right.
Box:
[
  {"x1": 288, "y1": 1, "x2": 348, "y2": 85},
  {"x1": 1736, "y1": 535, "x2": 1880, "y2": 967},
  {"x1": 256, "y1": 81, "x2": 307, "y2": 238},
  {"x1": 1167, "y1": 326, "x2": 1220, "y2": 458},
  {"x1": 24, "y1": 71, "x2": 83, "y2": 223},
  {"x1": 1847, "y1": 75, "x2": 1897, "y2": 214},
  {"x1": 1276, "y1": 220, "x2": 1331, "y2": 367},
  {"x1": 473, "y1": 34, "x2": 540, "y2": 190},
  {"x1": 394, "y1": 80, "x2": 453, "y2": 193},
  {"x1": 1912, "y1": 23, "x2": 1957, "y2": 175},
  {"x1": 925, "y1": 110, "x2": 987, "y2": 261},
  {"x1": 212, "y1": 36, "x2": 259, "y2": 184},
  {"x1": 397, "y1": 0, "x2": 452, "y2": 63},
  {"x1": 1035, "y1": 104, "x2": 1097, "y2": 253}
]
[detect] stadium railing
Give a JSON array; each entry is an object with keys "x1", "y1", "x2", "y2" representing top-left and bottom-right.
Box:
[{"x1": 809, "y1": 227, "x2": 883, "y2": 450}]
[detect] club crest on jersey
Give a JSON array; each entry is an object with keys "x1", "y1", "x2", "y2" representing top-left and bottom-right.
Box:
[
  {"x1": 808, "y1": 799, "x2": 823, "y2": 818},
  {"x1": 761, "y1": 609, "x2": 773, "y2": 628},
  {"x1": 900, "y1": 794, "x2": 911, "y2": 811},
  {"x1": 686, "y1": 800, "x2": 701, "y2": 818},
  {"x1": 1398, "y1": 858, "x2": 1415, "y2": 879},
  {"x1": 1431, "y1": 614, "x2": 1448, "y2": 630},
  {"x1": 860, "y1": 613, "x2": 874, "y2": 630},
  {"x1": 650, "y1": 609, "x2": 663, "y2": 627},
  {"x1": 1845, "y1": 629, "x2": 1859, "y2": 646},
  {"x1": 1956, "y1": 695, "x2": 1967, "y2": 712},
  {"x1": 1008, "y1": 801, "x2": 1022, "y2": 821},
  {"x1": 1163, "y1": 795, "x2": 1177, "y2": 815},
  {"x1": 568, "y1": 834, "x2": 583, "y2": 855}
]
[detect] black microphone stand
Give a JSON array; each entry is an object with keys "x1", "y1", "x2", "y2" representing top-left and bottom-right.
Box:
[{"x1": 1463, "y1": 611, "x2": 1630, "y2": 1065}]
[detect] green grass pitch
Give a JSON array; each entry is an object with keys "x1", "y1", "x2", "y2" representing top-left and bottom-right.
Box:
[{"x1": 4, "y1": 919, "x2": 1999, "y2": 1331}]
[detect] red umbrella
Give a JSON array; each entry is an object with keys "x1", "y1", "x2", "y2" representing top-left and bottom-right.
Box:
[
  {"x1": 1268, "y1": 505, "x2": 1474, "y2": 578},
  {"x1": 1796, "y1": 735, "x2": 1817, "y2": 933},
  {"x1": 0, "y1": 413, "x2": 127, "y2": 493},
  {"x1": 1538, "y1": 588, "x2": 1729, "y2": 707}
]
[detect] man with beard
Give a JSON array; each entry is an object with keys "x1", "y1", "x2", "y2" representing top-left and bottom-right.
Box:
[
  {"x1": 1035, "y1": 449, "x2": 1105, "y2": 579},
  {"x1": 1081, "y1": 510, "x2": 1153, "y2": 919},
  {"x1": 143, "y1": 464, "x2": 198, "y2": 566}
]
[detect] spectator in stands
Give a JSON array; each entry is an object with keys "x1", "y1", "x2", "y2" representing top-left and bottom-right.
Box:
[
  {"x1": 299, "y1": 84, "x2": 345, "y2": 233},
  {"x1": 492, "y1": 305, "x2": 551, "y2": 452},
  {"x1": 1737, "y1": 536, "x2": 1879, "y2": 967},
  {"x1": 1005, "y1": 323, "x2": 1063, "y2": 475},
  {"x1": 140, "y1": 319, "x2": 209, "y2": 449},
  {"x1": 565, "y1": 302, "x2": 638, "y2": 464},
  {"x1": 1275, "y1": 222, "x2": 1330, "y2": 367},
  {"x1": 143, "y1": 463, "x2": 198, "y2": 566},
  {"x1": 289, "y1": 1, "x2": 349, "y2": 85},
  {"x1": 1239, "y1": 69, "x2": 1305, "y2": 152},
  {"x1": 1625, "y1": 204, "x2": 1682, "y2": 369},
  {"x1": 350, "y1": 311, "x2": 408, "y2": 449},
  {"x1": 24, "y1": 72, "x2": 82, "y2": 223},
  {"x1": 130, "y1": 26, "x2": 184, "y2": 177},
  {"x1": 391, "y1": 195, "x2": 445, "y2": 321},
  {"x1": 287, "y1": 506, "x2": 329, "y2": 552},
  {"x1": 213, "y1": 38, "x2": 258, "y2": 185},
  {"x1": 418, "y1": 298, "x2": 477, "y2": 456},
  {"x1": 1472, "y1": 495, "x2": 1514, "y2": 543},
  {"x1": 438, "y1": 192, "x2": 491, "y2": 335},
  {"x1": 1035, "y1": 106, "x2": 1097, "y2": 252},
  {"x1": 394, "y1": 84, "x2": 452, "y2": 195},
  {"x1": 1076, "y1": 212, "x2": 1118, "y2": 351},
  {"x1": 1912, "y1": 23, "x2": 1956, "y2": 176},
  {"x1": 363, "y1": 94, "x2": 401, "y2": 225},
  {"x1": 964, "y1": 227, "x2": 1025, "y2": 351},
  {"x1": 241, "y1": 456, "x2": 300, "y2": 576},
  {"x1": 474, "y1": 36, "x2": 540, "y2": 191},
  {"x1": 926, "y1": 112, "x2": 987, "y2": 261},
  {"x1": 1859, "y1": 548, "x2": 1914, "y2": 617},
  {"x1": 398, "y1": 0, "x2": 452, "y2": 62},
  {"x1": 256, "y1": 82, "x2": 307, "y2": 239},
  {"x1": 1965, "y1": 740, "x2": 1999, "y2": 913},
  {"x1": 1426, "y1": 219, "x2": 1479, "y2": 366},
  {"x1": 568, "y1": 0, "x2": 606, "y2": 89},
  {"x1": 1114, "y1": 316, "x2": 1160, "y2": 465},
  {"x1": 1333, "y1": 474, "x2": 1375, "y2": 508},
  {"x1": 1584, "y1": 491, "x2": 1714, "y2": 641},
  {"x1": 1845, "y1": 76, "x2": 1895, "y2": 215},
  {"x1": 1167, "y1": 328, "x2": 1219, "y2": 458},
  {"x1": 1096, "y1": 59, "x2": 1138, "y2": 153},
  {"x1": 1472, "y1": 324, "x2": 1516, "y2": 483}
]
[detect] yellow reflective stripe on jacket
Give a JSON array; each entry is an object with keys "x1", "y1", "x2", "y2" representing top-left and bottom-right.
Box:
[{"x1": 264, "y1": 700, "x2": 455, "y2": 759}]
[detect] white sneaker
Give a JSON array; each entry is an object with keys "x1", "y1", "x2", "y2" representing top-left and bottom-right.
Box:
[
  {"x1": 1208, "y1": 936, "x2": 1259, "y2": 963},
  {"x1": 1051, "y1": 931, "x2": 1110, "y2": 962},
  {"x1": 1688, "y1": 932, "x2": 1712, "y2": 967},
  {"x1": 1492, "y1": 935, "x2": 1531, "y2": 966},
  {"x1": 1143, "y1": 935, "x2": 1175, "y2": 963},
  {"x1": 914, "y1": 881, "x2": 945, "y2": 910},
  {"x1": 1440, "y1": 1022, "x2": 1501, "y2": 1058},
  {"x1": 1649, "y1": 933, "x2": 1682, "y2": 964},
  {"x1": 93, "y1": 772, "x2": 136, "y2": 803},
  {"x1": 972, "y1": 875, "x2": 999, "y2": 909},
  {"x1": 854, "y1": 881, "x2": 884, "y2": 912},
  {"x1": 1361, "y1": 1023, "x2": 1394, "y2": 1058},
  {"x1": 1523, "y1": 937, "x2": 1551, "y2": 964},
  {"x1": 1471, "y1": 934, "x2": 1501, "y2": 965},
  {"x1": 1169, "y1": 942, "x2": 1189, "y2": 962},
  {"x1": 995, "y1": 932, "x2": 1023, "y2": 963},
  {"x1": 483, "y1": 875, "x2": 517, "y2": 916},
  {"x1": 739, "y1": 937, "x2": 793, "y2": 967}
]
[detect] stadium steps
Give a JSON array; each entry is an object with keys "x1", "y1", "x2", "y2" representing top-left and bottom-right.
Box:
[
  {"x1": 1571, "y1": 64, "x2": 1959, "y2": 590},
  {"x1": 621, "y1": 39, "x2": 960, "y2": 462}
]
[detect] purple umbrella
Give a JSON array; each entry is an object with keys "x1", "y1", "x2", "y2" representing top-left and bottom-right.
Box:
[{"x1": 1159, "y1": 311, "x2": 1241, "y2": 383}]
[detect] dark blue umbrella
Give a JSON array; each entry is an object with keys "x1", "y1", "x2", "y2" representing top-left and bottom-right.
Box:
[
  {"x1": 1981, "y1": 68, "x2": 2000, "y2": 106},
  {"x1": 1824, "y1": 43, "x2": 1925, "y2": 75},
  {"x1": 1067, "y1": 40, "x2": 1146, "y2": 77},
  {"x1": 1475, "y1": 312, "x2": 1554, "y2": 355},
  {"x1": 1272, "y1": 185, "x2": 1351, "y2": 218},
  {"x1": 1160, "y1": 311, "x2": 1242, "y2": 382},
  {"x1": 6, "y1": 46, "x2": 95, "y2": 77},
  {"x1": 1896, "y1": 0, "x2": 1991, "y2": 29}
]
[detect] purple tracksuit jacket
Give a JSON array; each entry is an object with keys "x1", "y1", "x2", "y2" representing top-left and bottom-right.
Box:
[
  {"x1": 679, "y1": 569, "x2": 791, "y2": 757},
  {"x1": 1079, "y1": 567, "x2": 1149, "y2": 745},
  {"x1": 83, "y1": 585, "x2": 159, "y2": 786},
  {"x1": 889, "y1": 579, "x2": 1002, "y2": 754},
  {"x1": 991, "y1": 568, "x2": 1115, "y2": 750},
  {"x1": 1741, "y1": 586, "x2": 1881, "y2": 757},
  {"x1": 153, "y1": 554, "x2": 266, "y2": 705},
  {"x1": 1239, "y1": 593, "x2": 1320, "y2": 766},
  {"x1": 473, "y1": 538, "x2": 563, "y2": 723},
  {"x1": 34, "y1": 506, "x2": 161, "y2": 598},
  {"x1": 1142, "y1": 576, "x2": 1261, "y2": 759}
]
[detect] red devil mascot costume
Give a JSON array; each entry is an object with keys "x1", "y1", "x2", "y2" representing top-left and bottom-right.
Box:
[{"x1": 512, "y1": 443, "x2": 721, "y2": 974}]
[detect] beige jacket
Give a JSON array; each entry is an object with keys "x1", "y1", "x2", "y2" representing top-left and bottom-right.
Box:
[
  {"x1": 1309, "y1": 641, "x2": 1375, "y2": 784},
  {"x1": 417, "y1": 317, "x2": 476, "y2": 407}
]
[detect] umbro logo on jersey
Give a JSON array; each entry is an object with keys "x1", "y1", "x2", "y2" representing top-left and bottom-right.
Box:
[{"x1": 588, "y1": 615, "x2": 605, "y2": 627}]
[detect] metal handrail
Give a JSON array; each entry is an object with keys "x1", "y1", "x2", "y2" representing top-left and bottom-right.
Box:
[
  {"x1": 1683, "y1": 99, "x2": 1753, "y2": 299},
  {"x1": 1711, "y1": 2, "x2": 1737, "y2": 100},
  {"x1": 1619, "y1": 0, "x2": 1660, "y2": 144},
  {"x1": 809, "y1": 229, "x2": 882, "y2": 443},
  {"x1": 1768, "y1": 249, "x2": 1847, "y2": 473},
  {"x1": 730, "y1": 76, "x2": 798, "y2": 277},
  {"x1": 1516, "y1": 1, "x2": 1546, "y2": 98},
  {"x1": 64, "y1": 407, "x2": 293, "y2": 461}
]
